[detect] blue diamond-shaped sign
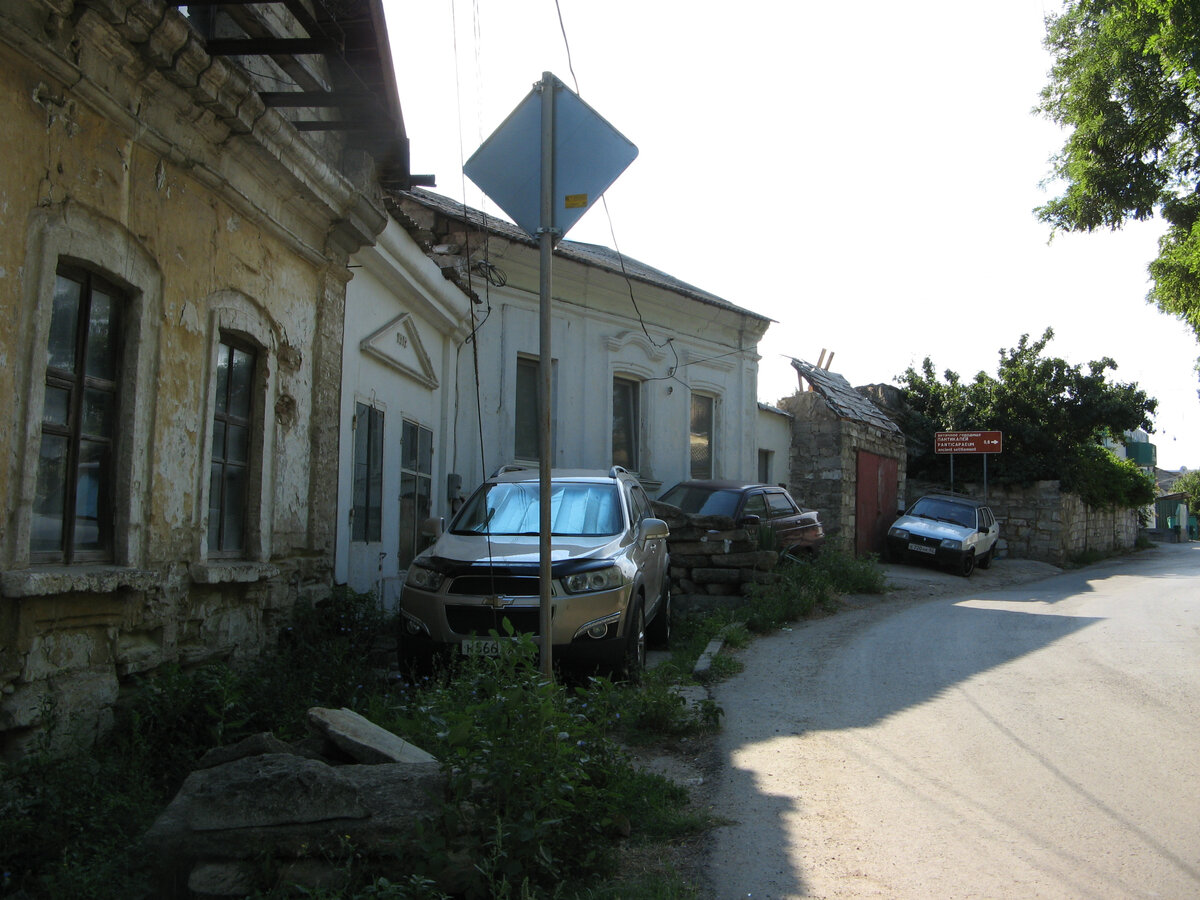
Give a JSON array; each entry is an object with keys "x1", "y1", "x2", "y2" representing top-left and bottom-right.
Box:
[{"x1": 463, "y1": 74, "x2": 638, "y2": 239}]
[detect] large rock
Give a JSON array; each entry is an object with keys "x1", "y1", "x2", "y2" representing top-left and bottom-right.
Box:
[
  {"x1": 307, "y1": 706, "x2": 438, "y2": 764},
  {"x1": 144, "y1": 750, "x2": 444, "y2": 897}
]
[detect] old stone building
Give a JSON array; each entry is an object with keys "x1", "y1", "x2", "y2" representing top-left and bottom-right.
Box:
[
  {"x1": 0, "y1": 0, "x2": 419, "y2": 755},
  {"x1": 781, "y1": 360, "x2": 907, "y2": 556}
]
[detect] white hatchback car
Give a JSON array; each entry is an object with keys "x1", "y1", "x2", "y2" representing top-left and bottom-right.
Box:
[
  {"x1": 400, "y1": 466, "x2": 670, "y2": 677},
  {"x1": 885, "y1": 492, "x2": 999, "y2": 577}
]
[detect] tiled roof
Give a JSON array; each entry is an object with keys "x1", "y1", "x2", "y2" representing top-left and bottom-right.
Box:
[
  {"x1": 395, "y1": 189, "x2": 771, "y2": 322},
  {"x1": 791, "y1": 359, "x2": 901, "y2": 433}
]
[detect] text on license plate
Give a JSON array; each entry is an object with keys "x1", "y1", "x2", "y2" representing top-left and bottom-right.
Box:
[
  {"x1": 461, "y1": 638, "x2": 502, "y2": 656},
  {"x1": 908, "y1": 542, "x2": 936, "y2": 555}
]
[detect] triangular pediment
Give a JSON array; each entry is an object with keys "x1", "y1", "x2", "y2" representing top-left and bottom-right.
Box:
[{"x1": 360, "y1": 313, "x2": 438, "y2": 389}]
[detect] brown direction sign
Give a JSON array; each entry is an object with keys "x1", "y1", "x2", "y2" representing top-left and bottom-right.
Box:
[{"x1": 934, "y1": 431, "x2": 1003, "y2": 454}]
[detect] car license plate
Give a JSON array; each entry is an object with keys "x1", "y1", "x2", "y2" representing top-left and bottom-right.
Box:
[
  {"x1": 908, "y1": 542, "x2": 936, "y2": 555},
  {"x1": 461, "y1": 638, "x2": 502, "y2": 656}
]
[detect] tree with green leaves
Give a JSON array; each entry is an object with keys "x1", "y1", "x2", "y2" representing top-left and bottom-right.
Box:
[
  {"x1": 1038, "y1": 0, "x2": 1200, "y2": 336},
  {"x1": 896, "y1": 329, "x2": 1157, "y2": 508},
  {"x1": 1171, "y1": 468, "x2": 1200, "y2": 509}
]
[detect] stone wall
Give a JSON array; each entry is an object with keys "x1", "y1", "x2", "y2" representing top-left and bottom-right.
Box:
[
  {"x1": 653, "y1": 505, "x2": 779, "y2": 614},
  {"x1": 908, "y1": 480, "x2": 1140, "y2": 565},
  {"x1": 778, "y1": 391, "x2": 907, "y2": 550}
]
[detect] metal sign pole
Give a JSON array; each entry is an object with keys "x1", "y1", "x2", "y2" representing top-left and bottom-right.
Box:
[{"x1": 538, "y1": 73, "x2": 555, "y2": 678}]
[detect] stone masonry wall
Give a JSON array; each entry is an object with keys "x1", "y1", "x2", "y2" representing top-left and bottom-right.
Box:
[
  {"x1": 652, "y1": 505, "x2": 779, "y2": 614},
  {"x1": 908, "y1": 480, "x2": 1140, "y2": 565},
  {"x1": 779, "y1": 392, "x2": 907, "y2": 551}
]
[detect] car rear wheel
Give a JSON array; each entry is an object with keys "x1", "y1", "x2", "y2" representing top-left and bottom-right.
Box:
[
  {"x1": 960, "y1": 550, "x2": 976, "y2": 578},
  {"x1": 646, "y1": 581, "x2": 671, "y2": 648}
]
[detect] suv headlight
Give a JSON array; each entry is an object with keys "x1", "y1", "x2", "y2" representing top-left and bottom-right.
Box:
[
  {"x1": 563, "y1": 565, "x2": 623, "y2": 594},
  {"x1": 405, "y1": 563, "x2": 445, "y2": 591},
  {"x1": 940, "y1": 538, "x2": 963, "y2": 551}
]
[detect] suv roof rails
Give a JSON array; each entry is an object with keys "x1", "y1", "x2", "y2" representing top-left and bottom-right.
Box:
[
  {"x1": 608, "y1": 465, "x2": 629, "y2": 478},
  {"x1": 490, "y1": 464, "x2": 531, "y2": 477}
]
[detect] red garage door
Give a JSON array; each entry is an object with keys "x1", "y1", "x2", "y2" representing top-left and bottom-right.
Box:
[{"x1": 856, "y1": 451, "x2": 898, "y2": 556}]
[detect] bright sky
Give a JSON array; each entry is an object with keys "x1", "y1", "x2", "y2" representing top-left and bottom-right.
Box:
[{"x1": 386, "y1": 0, "x2": 1200, "y2": 471}]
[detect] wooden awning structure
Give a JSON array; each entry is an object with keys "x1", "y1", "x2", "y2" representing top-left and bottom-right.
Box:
[{"x1": 173, "y1": 0, "x2": 434, "y2": 190}]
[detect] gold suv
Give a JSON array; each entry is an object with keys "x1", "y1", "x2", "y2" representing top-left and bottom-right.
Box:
[{"x1": 401, "y1": 466, "x2": 670, "y2": 676}]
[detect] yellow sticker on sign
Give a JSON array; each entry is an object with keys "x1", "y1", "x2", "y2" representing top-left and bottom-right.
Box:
[{"x1": 564, "y1": 193, "x2": 589, "y2": 209}]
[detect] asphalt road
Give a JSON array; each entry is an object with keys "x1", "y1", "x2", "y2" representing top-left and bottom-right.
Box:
[{"x1": 706, "y1": 543, "x2": 1200, "y2": 899}]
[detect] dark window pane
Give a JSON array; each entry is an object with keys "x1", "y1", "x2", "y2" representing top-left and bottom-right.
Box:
[
  {"x1": 208, "y1": 462, "x2": 223, "y2": 548},
  {"x1": 209, "y1": 338, "x2": 257, "y2": 555},
  {"x1": 222, "y1": 465, "x2": 246, "y2": 550},
  {"x1": 32, "y1": 434, "x2": 69, "y2": 553},
  {"x1": 82, "y1": 388, "x2": 115, "y2": 437},
  {"x1": 399, "y1": 472, "x2": 416, "y2": 565},
  {"x1": 367, "y1": 410, "x2": 383, "y2": 542},
  {"x1": 352, "y1": 404, "x2": 383, "y2": 544},
  {"x1": 743, "y1": 493, "x2": 768, "y2": 519},
  {"x1": 612, "y1": 378, "x2": 639, "y2": 470},
  {"x1": 229, "y1": 347, "x2": 254, "y2": 418},
  {"x1": 515, "y1": 358, "x2": 539, "y2": 459},
  {"x1": 215, "y1": 346, "x2": 230, "y2": 414},
  {"x1": 398, "y1": 422, "x2": 434, "y2": 567},
  {"x1": 690, "y1": 395, "x2": 713, "y2": 480},
  {"x1": 417, "y1": 423, "x2": 433, "y2": 476},
  {"x1": 37, "y1": 269, "x2": 121, "y2": 561},
  {"x1": 84, "y1": 288, "x2": 117, "y2": 380},
  {"x1": 768, "y1": 492, "x2": 798, "y2": 517},
  {"x1": 48, "y1": 275, "x2": 81, "y2": 372},
  {"x1": 226, "y1": 423, "x2": 250, "y2": 464},
  {"x1": 43, "y1": 385, "x2": 71, "y2": 427},
  {"x1": 401, "y1": 419, "x2": 417, "y2": 470},
  {"x1": 73, "y1": 440, "x2": 109, "y2": 551}
]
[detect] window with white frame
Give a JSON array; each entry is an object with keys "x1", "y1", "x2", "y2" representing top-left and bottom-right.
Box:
[
  {"x1": 31, "y1": 267, "x2": 122, "y2": 562},
  {"x1": 398, "y1": 419, "x2": 433, "y2": 569},
  {"x1": 690, "y1": 393, "x2": 715, "y2": 479},
  {"x1": 208, "y1": 336, "x2": 259, "y2": 554},
  {"x1": 612, "y1": 376, "x2": 641, "y2": 471},
  {"x1": 351, "y1": 402, "x2": 384, "y2": 544}
]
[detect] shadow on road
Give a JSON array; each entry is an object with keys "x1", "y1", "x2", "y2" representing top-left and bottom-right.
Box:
[{"x1": 706, "y1": 550, "x2": 1161, "y2": 898}]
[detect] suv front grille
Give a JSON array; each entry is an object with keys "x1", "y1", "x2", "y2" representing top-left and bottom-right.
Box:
[
  {"x1": 448, "y1": 575, "x2": 540, "y2": 596},
  {"x1": 445, "y1": 606, "x2": 542, "y2": 636}
]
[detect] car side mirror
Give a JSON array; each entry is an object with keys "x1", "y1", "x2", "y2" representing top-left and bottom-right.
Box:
[
  {"x1": 421, "y1": 516, "x2": 444, "y2": 539},
  {"x1": 738, "y1": 514, "x2": 762, "y2": 528},
  {"x1": 640, "y1": 517, "x2": 670, "y2": 542}
]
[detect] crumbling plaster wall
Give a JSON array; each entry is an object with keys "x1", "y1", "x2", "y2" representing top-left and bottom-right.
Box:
[{"x1": 0, "y1": 1, "x2": 382, "y2": 756}]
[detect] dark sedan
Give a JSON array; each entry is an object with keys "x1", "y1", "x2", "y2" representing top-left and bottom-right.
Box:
[{"x1": 657, "y1": 480, "x2": 825, "y2": 558}]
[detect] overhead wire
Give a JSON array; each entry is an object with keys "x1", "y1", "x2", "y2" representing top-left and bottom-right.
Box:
[{"x1": 552, "y1": 0, "x2": 740, "y2": 392}]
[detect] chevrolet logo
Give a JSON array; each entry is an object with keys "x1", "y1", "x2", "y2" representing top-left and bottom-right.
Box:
[{"x1": 485, "y1": 595, "x2": 515, "y2": 608}]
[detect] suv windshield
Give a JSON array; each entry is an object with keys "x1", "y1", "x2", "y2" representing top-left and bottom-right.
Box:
[
  {"x1": 908, "y1": 497, "x2": 976, "y2": 529},
  {"x1": 659, "y1": 485, "x2": 741, "y2": 517},
  {"x1": 451, "y1": 481, "x2": 623, "y2": 537}
]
